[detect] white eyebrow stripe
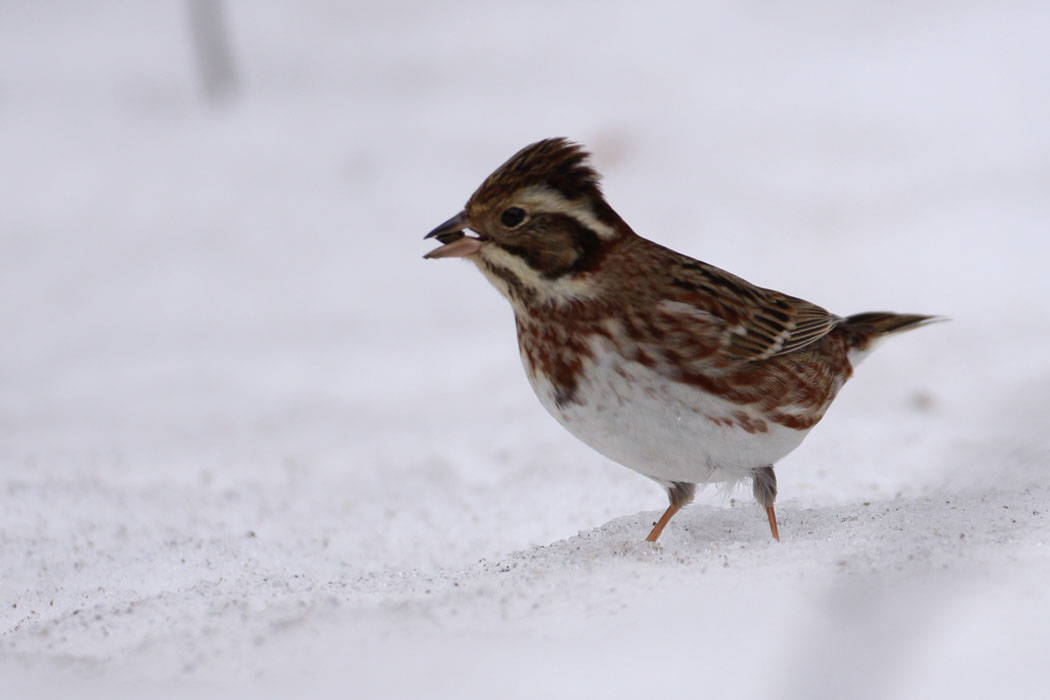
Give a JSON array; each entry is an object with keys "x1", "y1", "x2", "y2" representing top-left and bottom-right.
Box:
[{"x1": 515, "y1": 184, "x2": 617, "y2": 240}]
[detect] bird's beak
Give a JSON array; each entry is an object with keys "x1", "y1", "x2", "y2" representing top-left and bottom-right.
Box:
[{"x1": 423, "y1": 211, "x2": 485, "y2": 259}]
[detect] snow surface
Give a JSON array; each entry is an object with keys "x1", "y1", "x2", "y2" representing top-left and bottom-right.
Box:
[{"x1": 2, "y1": 1, "x2": 1049, "y2": 698}]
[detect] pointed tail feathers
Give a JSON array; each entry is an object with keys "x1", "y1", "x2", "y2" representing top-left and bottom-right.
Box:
[
  {"x1": 840, "y1": 312, "x2": 945, "y2": 365},
  {"x1": 842, "y1": 312, "x2": 944, "y2": 336}
]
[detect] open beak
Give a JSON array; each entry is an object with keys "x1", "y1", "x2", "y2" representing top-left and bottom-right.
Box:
[{"x1": 423, "y1": 211, "x2": 485, "y2": 259}]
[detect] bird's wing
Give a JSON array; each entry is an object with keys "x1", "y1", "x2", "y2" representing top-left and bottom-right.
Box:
[{"x1": 664, "y1": 259, "x2": 841, "y2": 363}]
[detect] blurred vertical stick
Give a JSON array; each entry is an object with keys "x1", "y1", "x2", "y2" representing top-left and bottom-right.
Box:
[{"x1": 187, "y1": 0, "x2": 238, "y2": 103}]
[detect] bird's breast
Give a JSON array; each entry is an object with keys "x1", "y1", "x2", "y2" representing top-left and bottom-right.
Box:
[{"x1": 514, "y1": 318, "x2": 823, "y2": 484}]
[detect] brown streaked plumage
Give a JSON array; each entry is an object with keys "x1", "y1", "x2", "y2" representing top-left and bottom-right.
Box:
[{"x1": 424, "y1": 138, "x2": 940, "y2": 542}]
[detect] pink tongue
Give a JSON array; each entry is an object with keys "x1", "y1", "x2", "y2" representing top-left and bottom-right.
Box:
[{"x1": 424, "y1": 236, "x2": 484, "y2": 259}]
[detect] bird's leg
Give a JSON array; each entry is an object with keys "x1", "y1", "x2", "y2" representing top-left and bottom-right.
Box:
[
  {"x1": 646, "y1": 482, "x2": 696, "y2": 542},
  {"x1": 764, "y1": 505, "x2": 780, "y2": 541},
  {"x1": 645, "y1": 504, "x2": 680, "y2": 542},
  {"x1": 752, "y1": 466, "x2": 780, "y2": 541}
]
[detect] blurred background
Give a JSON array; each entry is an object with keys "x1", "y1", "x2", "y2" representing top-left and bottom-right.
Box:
[
  {"x1": 2, "y1": 0, "x2": 1047, "y2": 457},
  {"x1": 1, "y1": 1, "x2": 1048, "y2": 697}
]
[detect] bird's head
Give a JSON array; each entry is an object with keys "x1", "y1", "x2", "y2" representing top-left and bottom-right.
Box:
[{"x1": 424, "y1": 138, "x2": 631, "y2": 308}]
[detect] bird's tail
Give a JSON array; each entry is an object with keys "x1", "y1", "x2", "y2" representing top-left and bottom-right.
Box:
[
  {"x1": 840, "y1": 312, "x2": 944, "y2": 364},
  {"x1": 843, "y1": 312, "x2": 943, "y2": 336}
]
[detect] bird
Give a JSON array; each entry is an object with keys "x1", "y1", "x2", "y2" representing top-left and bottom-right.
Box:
[{"x1": 423, "y1": 137, "x2": 938, "y2": 542}]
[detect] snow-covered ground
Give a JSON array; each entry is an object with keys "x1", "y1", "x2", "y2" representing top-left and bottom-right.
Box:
[{"x1": 2, "y1": 1, "x2": 1049, "y2": 697}]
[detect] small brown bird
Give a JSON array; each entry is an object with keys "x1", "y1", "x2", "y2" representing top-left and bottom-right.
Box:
[{"x1": 424, "y1": 138, "x2": 937, "y2": 542}]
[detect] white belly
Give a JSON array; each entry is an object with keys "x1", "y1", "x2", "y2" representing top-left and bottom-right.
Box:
[{"x1": 523, "y1": 344, "x2": 811, "y2": 487}]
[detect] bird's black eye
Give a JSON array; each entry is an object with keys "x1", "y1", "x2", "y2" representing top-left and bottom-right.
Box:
[{"x1": 500, "y1": 207, "x2": 526, "y2": 228}]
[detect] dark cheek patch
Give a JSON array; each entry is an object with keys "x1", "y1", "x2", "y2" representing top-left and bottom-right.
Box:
[
  {"x1": 502, "y1": 214, "x2": 606, "y2": 279},
  {"x1": 566, "y1": 220, "x2": 605, "y2": 274}
]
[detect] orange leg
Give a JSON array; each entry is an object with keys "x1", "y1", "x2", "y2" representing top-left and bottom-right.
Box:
[
  {"x1": 645, "y1": 501, "x2": 683, "y2": 542},
  {"x1": 754, "y1": 466, "x2": 781, "y2": 542},
  {"x1": 765, "y1": 504, "x2": 780, "y2": 541}
]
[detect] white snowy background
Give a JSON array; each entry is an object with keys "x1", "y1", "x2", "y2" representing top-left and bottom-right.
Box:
[{"x1": 2, "y1": 1, "x2": 1049, "y2": 698}]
